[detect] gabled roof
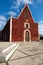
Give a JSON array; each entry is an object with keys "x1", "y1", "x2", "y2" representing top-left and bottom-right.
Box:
[
  {"x1": 18, "y1": 4, "x2": 32, "y2": 19},
  {"x1": 17, "y1": 4, "x2": 38, "y2": 24}
]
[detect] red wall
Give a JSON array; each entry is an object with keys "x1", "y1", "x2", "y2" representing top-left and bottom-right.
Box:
[
  {"x1": 12, "y1": 19, "x2": 39, "y2": 41},
  {"x1": 12, "y1": 5, "x2": 39, "y2": 41}
]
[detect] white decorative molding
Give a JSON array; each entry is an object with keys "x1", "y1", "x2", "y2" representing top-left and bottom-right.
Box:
[
  {"x1": 10, "y1": 16, "x2": 12, "y2": 42},
  {"x1": 38, "y1": 23, "x2": 40, "y2": 40},
  {"x1": 26, "y1": 19, "x2": 28, "y2": 22},
  {"x1": 24, "y1": 29, "x2": 31, "y2": 42},
  {"x1": 24, "y1": 22, "x2": 30, "y2": 28}
]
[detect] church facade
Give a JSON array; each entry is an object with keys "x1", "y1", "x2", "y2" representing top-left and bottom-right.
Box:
[{"x1": 1, "y1": 5, "x2": 39, "y2": 42}]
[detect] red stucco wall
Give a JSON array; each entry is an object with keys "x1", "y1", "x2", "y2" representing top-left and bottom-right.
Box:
[{"x1": 12, "y1": 5, "x2": 39, "y2": 41}]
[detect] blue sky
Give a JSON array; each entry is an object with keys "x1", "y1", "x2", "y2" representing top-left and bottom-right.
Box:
[{"x1": 0, "y1": 0, "x2": 43, "y2": 35}]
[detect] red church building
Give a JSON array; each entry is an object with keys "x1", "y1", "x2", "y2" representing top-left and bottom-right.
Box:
[{"x1": 1, "y1": 5, "x2": 39, "y2": 42}]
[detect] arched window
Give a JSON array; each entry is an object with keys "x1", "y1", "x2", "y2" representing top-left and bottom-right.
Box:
[{"x1": 24, "y1": 22, "x2": 30, "y2": 28}]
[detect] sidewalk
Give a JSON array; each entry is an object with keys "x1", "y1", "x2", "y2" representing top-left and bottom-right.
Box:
[{"x1": 0, "y1": 42, "x2": 43, "y2": 65}]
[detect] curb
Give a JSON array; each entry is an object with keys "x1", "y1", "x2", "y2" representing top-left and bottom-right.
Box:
[{"x1": 0, "y1": 44, "x2": 19, "y2": 62}]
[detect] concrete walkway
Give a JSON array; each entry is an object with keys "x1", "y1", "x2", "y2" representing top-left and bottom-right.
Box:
[{"x1": 0, "y1": 42, "x2": 43, "y2": 65}]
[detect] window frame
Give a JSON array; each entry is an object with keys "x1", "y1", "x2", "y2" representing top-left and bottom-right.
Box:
[{"x1": 24, "y1": 22, "x2": 30, "y2": 28}]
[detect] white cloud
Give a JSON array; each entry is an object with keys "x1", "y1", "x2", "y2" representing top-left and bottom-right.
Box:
[
  {"x1": 39, "y1": 21, "x2": 43, "y2": 24},
  {"x1": 0, "y1": 15, "x2": 6, "y2": 21},
  {"x1": 23, "y1": 0, "x2": 33, "y2": 4},
  {"x1": 7, "y1": 11, "x2": 16, "y2": 16},
  {"x1": 11, "y1": 0, "x2": 33, "y2": 9},
  {"x1": 38, "y1": 21, "x2": 43, "y2": 35},
  {"x1": 11, "y1": 0, "x2": 21, "y2": 9},
  {"x1": 10, "y1": 0, "x2": 34, "y2": 15},
  {"x1": 0, "y1": 15, "x2": 7, "y2": 30}
]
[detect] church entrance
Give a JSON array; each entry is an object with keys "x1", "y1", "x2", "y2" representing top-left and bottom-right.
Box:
[
  {"x1": 24, "y1": 30, "x2": 31, "y2": 41},
  {"x1": 25, "y1": 31, "x2": 29, "y2": 41}
]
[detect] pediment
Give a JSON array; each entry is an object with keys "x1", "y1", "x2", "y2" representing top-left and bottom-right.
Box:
[{"x1": 18, "y1": 4, "x2": 32, "y2": 19}]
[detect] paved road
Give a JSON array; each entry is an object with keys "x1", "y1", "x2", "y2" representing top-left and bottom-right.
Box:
[{"x1": 0, "y1": 42, "x2": 43, "y2": 65}]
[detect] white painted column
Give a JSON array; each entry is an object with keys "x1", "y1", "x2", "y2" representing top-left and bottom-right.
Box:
[
  {"x1": 38, "y1": 23, "x2": 40, "y2": 41},
  {"x1": 10, "y1": 16, "x2": 12, "y2": 42}
]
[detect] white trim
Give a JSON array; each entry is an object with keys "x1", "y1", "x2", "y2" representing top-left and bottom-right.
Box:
[
  {"x1": 38, "y1": 23, "x2": 40, "y2": 40},
  {"x1": 18, "y1": 4, "x2": 27, "y2": 18},
  {"x1": 26, "y1": 19, "x2": 28, "y2": 22},
  {"x1": 24, "y1": 22, "x2": 30, "y2": 28},
  {"x1": 24, "y1": 29, "x2": 31, "y2": 42},
  {"x1": 10, "y1": 16, "x2": 12, "y2": 42},
  {"x1": 18, "y1": 4, "x2": 38, "y2": 24},
  {"x1": 9, "y1": 4, "x2": 38, "y2": 25},
  {"x1": 28, "y1": 5, "x2": 38, "y2": 24}
]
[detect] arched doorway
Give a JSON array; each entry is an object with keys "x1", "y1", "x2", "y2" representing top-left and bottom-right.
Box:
[
  {"x1": 24, "y1": 29, "x2": 31, "y2": 41},
  {"x1": 25, "y1": 31, "x2": 29, "y2": 41}
]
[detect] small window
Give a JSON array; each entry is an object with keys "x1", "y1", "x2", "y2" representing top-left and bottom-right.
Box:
[
  {"x1": 26, "y1": 24, "x2": 28, "y2": 28},
  {"x1": 24, "y1": 22, "x2": 30, "y2": 28}
]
